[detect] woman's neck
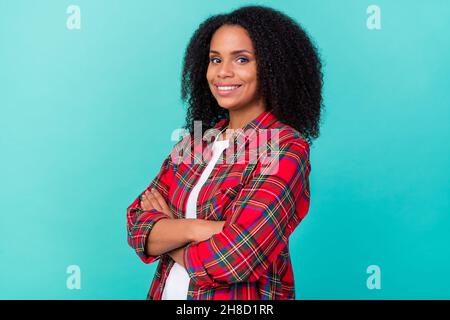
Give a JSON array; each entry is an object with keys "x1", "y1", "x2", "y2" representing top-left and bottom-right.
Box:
[
  {"x1": 217, "y1": 105, "x2": 266, "y2": 141},
  {"x1": 227, "y1": 104, "x2": 266, "y2": 130}
]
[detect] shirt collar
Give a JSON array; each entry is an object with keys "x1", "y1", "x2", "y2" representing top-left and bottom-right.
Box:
[
  {"x1": 197, "y1": 110, "x2": 279, "y2": 165},
  {"x1": 202, "y1": 109, "x2": 278, "y2": 143}
]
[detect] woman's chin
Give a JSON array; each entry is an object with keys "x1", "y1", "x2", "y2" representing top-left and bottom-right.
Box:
[{"x1": 217, "y1": 101, "x2": 241, "y2": 110}]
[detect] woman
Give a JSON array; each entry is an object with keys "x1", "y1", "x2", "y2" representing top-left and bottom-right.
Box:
[{"x1": 126, "y1": 5, "x2": 323, "y2": 300}]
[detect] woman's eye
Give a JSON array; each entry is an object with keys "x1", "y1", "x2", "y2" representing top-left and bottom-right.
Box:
[{"x1": 209, "y1": 57, "x2": 249, "y2": 64}]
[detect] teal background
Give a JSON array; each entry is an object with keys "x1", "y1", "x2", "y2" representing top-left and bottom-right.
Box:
[{"x1": 1, "y1": 0, "x2": 449, "y2": 299}]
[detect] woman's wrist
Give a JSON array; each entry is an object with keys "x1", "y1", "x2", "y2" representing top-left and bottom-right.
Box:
[
  {"x1": 168, "y1": 247, "x2": 186, "y2": 267},
  {"x1": 185, "y1": 219, "x2": 199, "y2": 243},
  {"x1": 186, "y1": 219, "x2": 226, "y2": 243}
]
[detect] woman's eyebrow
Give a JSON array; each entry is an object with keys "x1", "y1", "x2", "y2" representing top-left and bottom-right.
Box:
[{"x1": 209, "y1": 49, "x2": 253, "y2": 55}]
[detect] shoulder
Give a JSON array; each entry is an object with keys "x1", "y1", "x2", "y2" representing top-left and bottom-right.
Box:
[
  {"x1": 251, "y1": 120, "x2": 311, "y2": 178},
  {"x1": 164, "y1": 130, "x2": 193, "y2": 165},
  {"x1": 268, "y1": 119, "x2": 310, "y2": 157}
]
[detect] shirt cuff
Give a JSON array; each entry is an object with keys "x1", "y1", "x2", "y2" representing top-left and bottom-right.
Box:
[
  {"x1": 183, "y1": 241, "x2": 220, "y2": 288},
  {"x1": 131, "y1": 209, "x2": 170, "y2": 264}
]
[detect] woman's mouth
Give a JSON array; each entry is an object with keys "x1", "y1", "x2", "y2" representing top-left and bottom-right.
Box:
[{"x1": 215, "y1": 84, "x2": 242, "y2": 96}]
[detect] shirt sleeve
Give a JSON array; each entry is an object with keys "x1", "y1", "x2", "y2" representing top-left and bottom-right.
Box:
[
  {"x1": 126, "y1": 153, "x2": 174, "y2": 264},
  {"x1": 183, "y1": 138, "x2": 311, "y2": 286}
]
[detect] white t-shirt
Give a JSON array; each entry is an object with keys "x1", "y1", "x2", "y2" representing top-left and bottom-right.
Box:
[{"x1": 161, "y1": 138, "x2": 230, "y2": 300}]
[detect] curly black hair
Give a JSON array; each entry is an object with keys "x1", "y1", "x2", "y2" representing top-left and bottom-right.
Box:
[{"x1": 181, "y1": 5, "x2": 324, "y2": 145}]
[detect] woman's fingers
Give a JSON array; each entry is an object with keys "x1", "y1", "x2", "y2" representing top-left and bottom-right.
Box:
[
  {"x1": 140, "y1": 189, "x2": 173, "y2": 218},
  {"x1": 150, "y1": 189, "x2": 170, "y2": 212},
  {"x1": 146, "y1": 190, "x2": 163, "y2": 211},
  {"x1": 140, "y1": 190, "x2": 159, "y2": 211},
  {"x1": 150, "y1": 189, "x2": 173, "y2": 218},
  {"x1": 140, "y1": 191, "x2": 152, "y2": 210},
  {"x1": 140, "y1": 197, "x2": 149, "y2": 210}
]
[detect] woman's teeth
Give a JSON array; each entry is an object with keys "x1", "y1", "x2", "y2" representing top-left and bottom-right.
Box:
[{"x1": 217, "y1": 85, "x2": 241, "y2": 91}]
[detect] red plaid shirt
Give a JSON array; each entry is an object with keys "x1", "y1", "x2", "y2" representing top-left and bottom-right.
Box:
[{"x1": 126, "y1": 110, "x2": 311, "y2": 300}]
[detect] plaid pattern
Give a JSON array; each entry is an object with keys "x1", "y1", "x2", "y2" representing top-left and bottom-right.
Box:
[{"x1": 126, "y1": 110, "x2": 311, "y2": 300}]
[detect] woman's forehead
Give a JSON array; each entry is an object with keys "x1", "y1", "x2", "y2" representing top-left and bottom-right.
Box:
[{"x1": 210, "y1": 25, "x2": 254, "y2": 52}]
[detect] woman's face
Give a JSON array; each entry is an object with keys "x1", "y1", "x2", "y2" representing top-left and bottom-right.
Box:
[{"x1": 207, "y1": 24, "x2": 262, "y2": 111}]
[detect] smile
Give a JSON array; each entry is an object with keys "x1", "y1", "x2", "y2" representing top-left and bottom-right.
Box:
[{"x1": 215, "y1": 84, "x2": 242, "y2": 96}]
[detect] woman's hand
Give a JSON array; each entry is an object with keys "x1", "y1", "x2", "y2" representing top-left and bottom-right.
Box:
[
  {"x1": 168, "y1": 220, "x2": 226, "y2": 266},
  {"x1": 140, "y1": 188, "x2": 174, "y2": 219},
  {"x1": 190, "y1": 219, "x2": 226, "y2": 243},
  {"x1": 140, "y1": 189, "x2": 225, "y2": 242}
]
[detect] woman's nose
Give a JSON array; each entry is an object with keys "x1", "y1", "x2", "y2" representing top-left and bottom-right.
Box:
[{"x1": 217, "y1": 60, "x2": 234, "y2": 77}]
